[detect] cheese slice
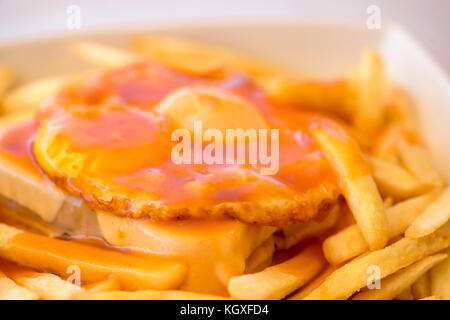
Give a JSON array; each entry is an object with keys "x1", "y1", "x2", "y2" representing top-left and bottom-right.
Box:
[
  {"x1": 97, "y1": 212, "x2": 275, "y2": 295},
  {"x1": 0, "y1": 113, "x2": 66, "y2": 222}
]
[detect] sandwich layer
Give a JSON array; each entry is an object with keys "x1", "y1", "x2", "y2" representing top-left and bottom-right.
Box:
[
  {"x1": 32, "y1": 62, "x2": 341, "y2": 226},
  {"x1": 0, "y1": 114, "x2": 276, "y2": 294},
  {"x1": 0, "y1": 113, "x2": 276, "y2": 294}
]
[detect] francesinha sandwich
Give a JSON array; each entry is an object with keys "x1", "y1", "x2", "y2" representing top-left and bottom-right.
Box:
[{"x1": 0, "y1": 36, "x2": 446, "y2": 301}]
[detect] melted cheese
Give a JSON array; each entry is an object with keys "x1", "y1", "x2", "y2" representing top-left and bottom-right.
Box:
[
  {"x1": 97, "y1": 212, "x2": 276, "y2": 295},
  {"x1": 0, "y1": 114, "x2": 65, "y2": 222}
]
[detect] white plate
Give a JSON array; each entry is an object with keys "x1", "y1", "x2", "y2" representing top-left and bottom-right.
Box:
[{"x1": 1, "y1": 21, "x2": 450, "y2": 177}]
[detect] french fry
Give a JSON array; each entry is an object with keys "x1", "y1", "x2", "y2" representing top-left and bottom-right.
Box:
[
  {"x1": 18, "y1": 273, "x2": 82, "y2": 300},
  {"x1": 348, "y1": 49, "x2": 388, "y2": 136},
  {"x1": 385, "y1": 192, "x2": 441, "y2": 237},
  {"x1": 406, "y1": 187, "x2": 450, "y2": 239},
  {"x1": 312, "y1": 126, "x2": 389, "y2": 250},
  {"x1": 395, "y1": 287, "x2": 414, "y2": 300},
  {"x1": 353, "y1": 254, "x2": 446, "y2": 300},
  {"x1": 420, "y1": 296, "x2": 443, "y2": 300},
  {"x1": 398, "y1": 142, "x2": 444, "y2": 187},
  {"x1": 335, "y1": 202, "x2": 357, "y2": 229},
  {"x1": 0, "y1": 259, "x2": 83, "y2": 300},
  {"x1": 0, "y1": 64, "x2": 13, "y2": 99},
  {"x1": 289, "y1": 265, "x2": 338, "y2": 300},
  {"x1": 133, "y1": 35, "x2": 293, "y2": 79},
  {"x1": 323, "y1": 192, "x2": 438, "y2": 264},
  {"x1": 371, "y1": 125, "x2": 405, "y2": 163},
  {"x1": 323, "y1": 226, "x2": 367, "y2": 265},
  {"x1": 430, "y1": 248, "x2": 450, "y2": 299},
  {"x1": 70, "y1": 41, "x2": 139, "y2": 68},
  {"x1": 278, "y1": 205, "x2": 339, "y2": 249},
  {"x1": 0, "y1": 270, "x2": 37, "y2": 300},
  {"x1": 0, "y1": 223, "x2": 187, "y2": 291},
  {"x1": 385, "y1": 86, "x2": 418, "y2": 135},
  {"x1": 267, "y1": 50, "x2": 391, "y2": 146},
  {"x1": 77, "y1": 289, "x2": 229, "y2": 300},
  {"x1": 411, "y1": 272, "x2": 431, "y2": 299},
  {"x1": 83, "y1": 278, "x2": 120, "y2": 293},
  {"x1": 261, "y1": 77, "x2": 352, "y2": 121},
  {"x1": 245, "y1": 237, "x2": 275, "y2": 274},
  {"x1": 383, "y1": 196, "x2": 394, "y2": 209},
  {"x1": 368, "y1": 156, "x2": 431, "y2": 199},
  {"x1": 305, "y1": 222, "x2": 450, "y2": 300},
  {"x1": 228, "y1": 243, "x2": 325, "y2": 300},
  {"x1": 339, "y1": 122, "x2": 371, "y2": 150},
  {"x1": 133, "y1": 36, "x2": 225, "y2": 76},
  {"x1": 2, "y1": 76, "x2": 67, "y2": 114}
]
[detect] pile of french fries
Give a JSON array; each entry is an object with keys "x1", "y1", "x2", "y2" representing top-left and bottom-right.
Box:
[{"x1": 0, "y1": 35, "x2": 449, "y2": 300}]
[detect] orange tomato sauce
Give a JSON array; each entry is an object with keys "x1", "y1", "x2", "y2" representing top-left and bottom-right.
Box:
[
  {"x1": 0, "y1": 118, "x2": 41, "y2": 177},
  {"x1": 0, "y1": 61, "x2": 341, "y2": 211}
]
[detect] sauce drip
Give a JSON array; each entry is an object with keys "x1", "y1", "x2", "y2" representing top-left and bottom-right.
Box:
[{"x1": 0, "y1": 119, "x2": 41, "y2": 176}]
